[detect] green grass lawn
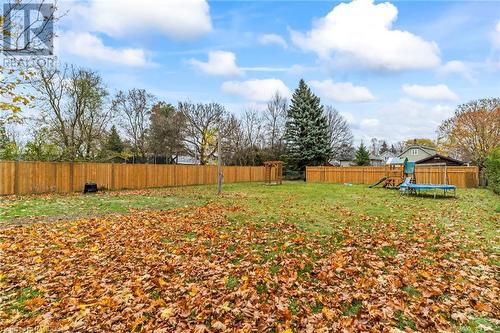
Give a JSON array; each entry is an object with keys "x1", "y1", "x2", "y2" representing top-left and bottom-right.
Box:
[
  {"x1": 1, "y1": 182, "x2": 499, "y2": 332},
  {"x1": 1, "y1": 182, "x2": 498, "y2": 252}
]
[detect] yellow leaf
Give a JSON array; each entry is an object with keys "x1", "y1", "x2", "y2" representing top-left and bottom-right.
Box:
[
  {"x1": 221, "y1": 301, "x2": 231, "y2": 312},
  {"x1": 189, "y1": 286, "x2": 198, "y2": 297},
  {"x1": 90, "y1": 245, "x2": 99, "y2": 252},
  {"x1": 35, "y1": 326, "x2": 49, "y2": 333},
  {"x1": 160, "y1": 307, "x2": 173, "y2": 319},
  {"x1": 281, "y1": 329, "x2": 293, "y2": 333}
]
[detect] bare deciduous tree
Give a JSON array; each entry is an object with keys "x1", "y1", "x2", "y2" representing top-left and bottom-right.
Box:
[
  {"x1": 149, "y1": 102, "x2": 185, "y2": 163},
  {"x1": 112, "y1": 89, "x2": 155, "y2": 161},
  {"x1": 179, "y1": 102, "x2": 238, "y2": 165},
  {"x1": 263, "y1": 92, "x2": 287, "y2": 154},
  {"x1": 325, "y1": 106, "x2": 354, "y2": 160},
  {"x1": 225, "y1": 109, "x2": 265, "y2": 166},
  {"x1": 33, "y1": 64, "x2": 109, "y2": 160},
  {"x1": 242, "y1": 109, "x2": 264, "y2": 148}
]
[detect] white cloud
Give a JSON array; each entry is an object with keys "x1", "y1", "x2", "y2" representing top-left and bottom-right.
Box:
[
  {"x1": 290, "y1": 0, "x2": 440, "y2": 70},
  {"x1": 188, "y1": 52, "x2": 310, "y2": 75},
  {"x1": 432, "y1": 104, "x2": 455, "y2": 118},
  {"x1": 360, "y1": 118, "x2": 380, "y2": 128},
  {"x1": 188, "y1": 51, "x2": 244, "y2": 76},
  {"x1": 309, "y1": 79, "x2": 375, "y2": 102},
  {"x1": 494, "y1": 21, "x2": 500, "y2": 47},
  {"x1": 242, "y1": 66, "x2": 289, "y2": 72},
  {"x1": 259, "y1": 34, "x2": 288, "y2": 49},
  {"x1": 243, "y1": 65, "x2": 318, "y2": 74},
  {"x1": 221, "y1": 79, "x2": 290, "y2": 102},
  {"x1": 69, "y1": 0, "x2": 212, "y2": 40},
  {"x1": 287, "y1": 64, "x2": 319, "y2": 75},
  {"x1": 352, "y1": 99, "x2": 454, "y2": 143},
  {"x1": 340, "y1": 112, "x2": 355, "y2": 125},
  {"x1": 438, "y1": 60, "x2": 476, "y2": 82},
  {"x1": 402, "y1": 84, "x2": 458, "y2": 101},
  {"x1": 59, "y1": 32, "x2": 149, "y2": 67}
]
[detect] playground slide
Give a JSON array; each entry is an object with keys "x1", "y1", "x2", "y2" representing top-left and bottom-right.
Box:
[{"x1": 369, "y1": 177, "x2": 387, "y2": 188}]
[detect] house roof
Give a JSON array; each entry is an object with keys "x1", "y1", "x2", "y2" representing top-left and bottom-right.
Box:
[
  {"x1": 415, "y1": 154, "x2": 465, "y2": 165},
  {"x1": 386, "y1": 157, "x2": 405, "y2": 165},
  {"x1": 380, "y1": 151, "x2": 396, "y2": 157},
  {"x1": 398, "y1": 144, "x2": 437, "y2": 157},
  {"x1": 369, "y1": 154, "x2": 383, "y2": 161}
]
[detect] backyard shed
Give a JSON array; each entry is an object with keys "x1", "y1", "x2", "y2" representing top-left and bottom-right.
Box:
[{"x1": 416, "y1": 154, "x2": 465, "y2": 166}]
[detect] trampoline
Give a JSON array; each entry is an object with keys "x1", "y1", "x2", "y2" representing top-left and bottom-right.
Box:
[
  {"x1": 400, "y1": 179, "x2": 457, "y2": 198},
  {"x1": 399, "y1": 160, "x2": 457, "y2": 198}
]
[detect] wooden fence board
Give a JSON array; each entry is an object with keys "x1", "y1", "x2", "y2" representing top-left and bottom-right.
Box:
[
  {"x1": 0, "y1": 161, "x2": 268, "y2": 195},
  {"x1": 306, "y1": 166, "x2": 479, "y2": 188},
  {"x1": 0, "y1": 161, "x2": 15, "y2": 195}
]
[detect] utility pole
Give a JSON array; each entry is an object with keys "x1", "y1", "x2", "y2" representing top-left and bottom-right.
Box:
[{"x1": 217, "y1": 130, "x2": 223, "y2": 195}]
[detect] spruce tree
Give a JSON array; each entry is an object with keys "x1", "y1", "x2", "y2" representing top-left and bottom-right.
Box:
[
  {"x1": 105, "y1": 125, "x2": 124, "y2": 154},
  {"x1": 284, "y1": 79, "x2": 331, "y2": 172},
  {"x1": 355, "y1": 143, "x2": 370, "y2": 166}
]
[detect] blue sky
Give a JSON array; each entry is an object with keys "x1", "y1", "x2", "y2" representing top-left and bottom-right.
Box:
[{"x1": 56, "y1": 0, "x2": 500, "y2": 144}]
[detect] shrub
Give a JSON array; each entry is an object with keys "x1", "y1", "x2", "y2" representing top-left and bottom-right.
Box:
[{"x1": 485, "y1": 147, "x2": 500, "y2": 194}]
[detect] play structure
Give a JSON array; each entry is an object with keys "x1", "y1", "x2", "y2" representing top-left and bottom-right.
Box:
[
  {"x1": 369, "y1": 158, "x2": 407, "y2": 189},
  {"x1": 370, "y1": 158, "x2": 457, "y2": 197},
  {"x1": 264, "y1": 161, "x2": 283, "y2": 185},
  {"x1": 399, "y1": 160, "x2": 457, "y2": 198}
]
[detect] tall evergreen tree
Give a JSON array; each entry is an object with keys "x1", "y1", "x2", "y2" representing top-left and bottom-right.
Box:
[
  {"x1": 284, "y1": 79, "x2": 331, "y2": 172},
  {"x1": 355, "y1": 143, "x2": 370, "y2": 166},
  {"x1": 105, "y1": 125, "x2": 124, "y2": 155}
]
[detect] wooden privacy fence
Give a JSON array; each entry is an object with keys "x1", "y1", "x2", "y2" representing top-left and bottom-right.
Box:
[
  {"x1": 0, "y1": 161, "x2": 268, "y2": 195},
  {"x1": 306, "y1": 166, "x2": 479, "y2": 188}
]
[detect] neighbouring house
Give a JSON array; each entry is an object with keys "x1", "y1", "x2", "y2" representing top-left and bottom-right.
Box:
[
  {"x1": 328, "y1": 159, "x2": 356, "y2": 166},
  {"x1": 369, "y1": 154, "x2": 384, "y2": 166},
  {"x1": 398, "y1": 144, "x2": 437, "y2": 162},
  {"x1": 339, "y1": 159, "x2": 356, "y2": 167},
  {"x1": 175, "y1": 155, "x2": 198, "y2": 165},
  {"x1": 380, "y1": 151, "x2": 396, "y2": 163},
  {"x1": 416, "y1": 154, "x2": 466, "y2": 166},
  {"x1": 331, "y1": 155, "x2": 384, "y2": 166}
]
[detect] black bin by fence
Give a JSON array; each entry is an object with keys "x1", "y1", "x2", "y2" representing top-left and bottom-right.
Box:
[{"x1": 84, "y1": 183, "x2": 98, "y2": 194}]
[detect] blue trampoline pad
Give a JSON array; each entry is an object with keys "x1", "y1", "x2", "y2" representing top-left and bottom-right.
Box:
[{"x1": 401, "y1": 184, "x2": 456, "y2": 190}]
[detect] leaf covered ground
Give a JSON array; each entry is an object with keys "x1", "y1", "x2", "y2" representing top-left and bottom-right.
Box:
[{"x1": 0, "y1": 183, "x2": 499, "y2": 332}]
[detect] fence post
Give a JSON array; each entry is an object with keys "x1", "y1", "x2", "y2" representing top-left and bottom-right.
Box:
[
  {"x1": 174, "y1": 164, "x2": 178, "y2": 186},
  {"x1": 111, "y1": 163, "x2": 115, "y2": 190},
  {"x1": 69, "y1": 162, "x2": 74, "y2": 193},
  {"x1": 14, "y1": 160, "x2": 19, "y2": 195},
  {"x1": 476, "y1": 166, "x2": 480, "y2": 187},
  {"x1": 53, "y1": 162, "x2": 57, "y2": 193}
]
